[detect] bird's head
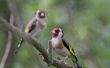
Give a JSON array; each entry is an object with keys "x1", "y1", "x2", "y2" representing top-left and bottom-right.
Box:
[
  {"x1": 51, "y1": 27, "x2": 64, "y2": 38},
  {"x1": 35, "y1": 10, "x2": 45, "y2": 19}
]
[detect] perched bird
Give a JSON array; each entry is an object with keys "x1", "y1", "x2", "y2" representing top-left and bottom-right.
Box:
[
  {"x1": 15, "y1": 10, "x2": 47, "y2": 54},
  {"x1": 48, "y1": 27, "x2": 81, "y2": 68}
]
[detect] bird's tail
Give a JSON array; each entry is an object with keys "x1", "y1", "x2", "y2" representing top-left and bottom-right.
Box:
[
  {"x1": 71, "y1": 55, "x2": 82, "y2": 68},
  {"x1": 68, "y1": 47, "x2": 82, "y2": 68},
  {"x1": 14, "y1": 38, "x2": 24, "y2": 54}
]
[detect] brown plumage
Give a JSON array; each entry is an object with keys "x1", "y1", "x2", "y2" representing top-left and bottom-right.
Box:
[{"x1": 14, "y1": 10, "x2": 47, "y2": 54}]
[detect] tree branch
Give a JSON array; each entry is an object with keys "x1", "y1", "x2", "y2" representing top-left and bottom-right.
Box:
[{"x1": 0, "y1": 16, "x2": 73, "y2": 68}]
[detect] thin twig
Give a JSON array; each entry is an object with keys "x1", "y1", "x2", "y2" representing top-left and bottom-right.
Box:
[
  {"x1": 0, "y1": 14, "x2": 13, "y2": 68},
  {"x1": 0, "y1": 32, "x2": 12, "y2": 68},
  {"x1": 0, "y1": 16, "x2": 73, "y2": 68},
  {"x1": 48, "y1": 41, "x2": 53, "y2": 62},
  {"x1": 6, "y1": 0, "x2": 24, "y2": 28}
]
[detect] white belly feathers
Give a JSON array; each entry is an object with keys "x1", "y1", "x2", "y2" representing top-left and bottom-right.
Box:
[{"x1": 51, "y1": 38, "x2": 70, "y2": 56}]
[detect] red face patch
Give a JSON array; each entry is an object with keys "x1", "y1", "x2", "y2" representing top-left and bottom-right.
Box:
[
  {"x1": 52, "y1": 28, "x2": 60, "y2": 37},
  {"x1": 55, "y1": 29, "x2": 60, "y2": 33}
]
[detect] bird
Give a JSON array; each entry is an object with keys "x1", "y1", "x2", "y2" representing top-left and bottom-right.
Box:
[
  {"x1": 14, "y1": 10, "x2": 47, "y2": 54},
  {"x1": 47, "y1": 27, "x2": 82, "y2": 68}
]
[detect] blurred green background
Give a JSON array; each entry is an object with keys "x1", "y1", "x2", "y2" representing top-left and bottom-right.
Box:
[{"x1": 0, "y1": 0, "x2": 110, "y2": 68}]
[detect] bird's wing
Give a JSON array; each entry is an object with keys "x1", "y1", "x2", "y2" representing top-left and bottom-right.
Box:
[
  {"x1": 62, "y1": 39, "x2": 70, "y2": 50},
  {"x1": 25, "y1": 17, "x2": 37, "y2": 33},
  {"x1": 62, "y1": 39, "x2": 81, "y2": 68},
  {"x1": 62, "y1": 39, "x2": 75, "y2": 55}
]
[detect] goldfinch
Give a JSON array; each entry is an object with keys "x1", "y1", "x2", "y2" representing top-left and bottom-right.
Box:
[
  {"x1": 15, "y1": 10, "x2": 47, "y2": 54},
  {"x1": 48, "y1": 27, "x2": 81, "y2": 68}
]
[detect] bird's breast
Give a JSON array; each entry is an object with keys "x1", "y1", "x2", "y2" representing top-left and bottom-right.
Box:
[
  {"x1": 51, "y1": 38, "x2": 60, "y2": 48},
  {"x1": 54, "y1": 47, "x2": 70, "y2": 56}
]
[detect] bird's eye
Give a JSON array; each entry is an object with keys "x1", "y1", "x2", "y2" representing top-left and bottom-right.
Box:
[{"x1": 38, "y1": 11, "x2": 45, "y2": 18}]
